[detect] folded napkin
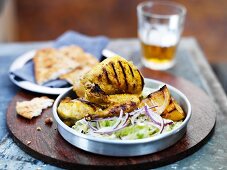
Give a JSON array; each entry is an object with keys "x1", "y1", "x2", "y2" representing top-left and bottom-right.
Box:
[
  {"x1": 11, "y1": 31, "x2": 109, "y2": 88},
  {"x1": 54, "y1": 31, "x2": 109, "y2": 60}
]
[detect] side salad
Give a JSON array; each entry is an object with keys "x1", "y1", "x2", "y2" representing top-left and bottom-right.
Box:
[{"x1": 72, "y1": 105, "x2": 183, "y2": 140}]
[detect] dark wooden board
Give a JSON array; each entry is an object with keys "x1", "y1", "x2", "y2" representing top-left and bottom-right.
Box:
[{"x1": 7, "y1": 68, "x2": 216, "y2": 170}]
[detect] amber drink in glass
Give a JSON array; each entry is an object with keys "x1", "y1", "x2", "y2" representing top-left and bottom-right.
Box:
[{"x1": 137, "y1": 1, "x2": 186, "y2": 70}]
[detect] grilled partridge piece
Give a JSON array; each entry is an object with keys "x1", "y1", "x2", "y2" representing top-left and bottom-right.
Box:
[
  {"x1": 93, "y1": 96, "x2": 140, "y2": 118},
  {"x1": 58, "y1": 95, "x2": 140, "y2": 120},
  {"x1": 58, "y1": 56, "x2": 144, "y2": 121},
  {"x1": 57, "y1": 97, "x2": 101, "y2": 120},
  {"x1": 74, "y1": 56, "x2": 144, "y2": 103},
  {"x1": 84, "y1": 83, "x2": 141, "y2": 104}
]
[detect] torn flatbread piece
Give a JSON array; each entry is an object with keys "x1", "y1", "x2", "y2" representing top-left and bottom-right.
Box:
[{"x1": 16, "y1": 96, "x2": 54, "y2": 119}]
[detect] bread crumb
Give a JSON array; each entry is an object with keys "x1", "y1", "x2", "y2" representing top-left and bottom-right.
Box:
[
  {"x1": 36, "y1": 126, "x2": 42, "y2": 131},
  {"x1": 45, "y1": 117, "x2": 53, "y2": 125},
  {"x1": 26, "y1": 140, "x2": 31, "y2": 145}
]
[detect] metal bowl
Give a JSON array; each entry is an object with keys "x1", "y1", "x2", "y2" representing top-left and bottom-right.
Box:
[{"x1": 53, "y1": 78, "x2": 191, "y2": 156}]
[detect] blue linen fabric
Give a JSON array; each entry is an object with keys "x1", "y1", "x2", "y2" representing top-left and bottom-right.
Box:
[
  {"x1": 0, "y1": 55, "x2": 20, "y2": 140},
  {"x1": 10, "y1": 31, "x2": 109, "y2": 87},
  {"x1": 54, "y1": 31, "x2": 109, "y2": 60}
]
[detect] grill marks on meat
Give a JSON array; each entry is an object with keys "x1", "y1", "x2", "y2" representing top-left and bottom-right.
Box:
[
  {"x1": 94, "y1": 60, "x2": 138, "y2": 93},
  {"x1": 128, "y1": 64, "x2": 136, "y2": 91},
  {"x1": 102, "y1": 68, "x2": 111, "y2": 84},
  {"x1": 108, "y1": 101, "x2": 137, "y2": 115},
  {"x1": 110, "y1": 62, "x2": 120, "y2": 85},
  {"x1": 118, "y1": 61, "x2": 128, "y2": 91},
  {"x1": 128, "y1": 64, "x2": 135, "y2": 77},
  {"x1": 90, "y1": 84, "x2": 105, "y2": 94},
  {"x1": 78, "y1": 56, "x2": 144, "y2": 97},
  {"x1": 94, "y1": 101, "x2": 138, "y2": 118},
  {"x1": 69, "y1": 56, "x2": 145, "y2": 118},
  {"x1": 76, "y1": 98, "x2": 103, "y2": 111}
]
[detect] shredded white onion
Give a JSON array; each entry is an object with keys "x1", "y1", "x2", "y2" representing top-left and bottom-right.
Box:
[
  {"x1": 94, "y1": 121, "x2": 130, "y2": 134},
  {"x1": 90, "y1": 110, "x2": 129, "y2": 134},
  {"x1": 85, "y1": 106, "x2": 169, "y2": 135},
  {"x1": 131, "y1": 111, "x2": 143, "y2": 125}
]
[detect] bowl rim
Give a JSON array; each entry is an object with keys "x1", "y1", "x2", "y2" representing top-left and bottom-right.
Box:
[{"x1": 53, "y1": 78, "x2": 192, "y2": 145}]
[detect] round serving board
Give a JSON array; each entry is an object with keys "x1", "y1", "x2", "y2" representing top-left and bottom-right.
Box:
[{"x1": 7, "y1": 68, "x2": 216, "y2": 170}]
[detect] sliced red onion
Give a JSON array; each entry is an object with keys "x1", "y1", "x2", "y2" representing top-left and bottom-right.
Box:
[
  {"x1": 87, "y1": 121, "x2": 98, "y2": 131},
  {"x1": 150, "y1": 109, "x2": 164, "y2": 133},
  {"x1": 94, "y1": 121, "x2": 129, "y2": 134},
  {"x1": 144, "y1": 105, "x2": 161, "y2": 126},
  {"x1": 148, "y1": 105, "x2": 158, "y2": 109},
  {"x1": 111, "y1": 109, "x2": 124, "y2": 129},
  {"x1": 144, "y1": 105, "x2": 165, "y2": 133},
  {"x1": 93, "y1": 111, "x2": 129, "y2": 134},
  {"x1": 88, "y1": 106, "x2": 168, "y2": 134},
  {"x1": 129, "y1": 105, "x2": 157, "y2": 116},
  {"x1": 145, "y1": 105, "x2": 173, "y2": 127},
  {"x1": 89, "y1": 110, "x2": 124, "y2": 133},
  {"x1": 130, "y1": 105, "x2": 158, "y2": 125},
  {"x1": 159, "y1": 116, "x2": 164, "y2": 133},
  {"x1": 118, "y1": 113, "x2": 129, "y2": 127},
  {"x1": 129, "y1": 107, "x2": 144, "y2": 116},
  {"x1": 164, "y1": 122, "x2": 173, "y2": 126},
  {"x1": 164, "y1": 119, "x2": 174, "y2": 126}
]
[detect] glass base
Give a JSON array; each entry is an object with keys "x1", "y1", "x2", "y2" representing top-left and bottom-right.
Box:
[{"x1": 142, "y1": 58, "x2": 175, "y2": 70}]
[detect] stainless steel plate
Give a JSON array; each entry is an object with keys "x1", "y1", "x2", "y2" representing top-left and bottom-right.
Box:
[
  {"x1": 53, "y1": 78, "x2": 192, "y2": 156},
  {"x1": 9, "y1": 50, "x2": 70, "y2": 95}
]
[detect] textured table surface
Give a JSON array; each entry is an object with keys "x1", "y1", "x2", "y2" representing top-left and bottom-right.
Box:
[{"x1": 0, "y1": 37, "x2": 227, "y2": 170}]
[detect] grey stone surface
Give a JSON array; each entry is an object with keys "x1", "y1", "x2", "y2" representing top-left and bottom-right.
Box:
[
  {"x1": 0, "y1": 38, "x2": 226, "y2": 169},
  {"x1": 212, "y1": 63, "x2": 227, "y2": 93}
]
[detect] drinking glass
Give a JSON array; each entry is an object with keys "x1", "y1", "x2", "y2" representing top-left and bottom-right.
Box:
[{"x1": 137, "y1": 1, "x2": 186, "y2": 70}]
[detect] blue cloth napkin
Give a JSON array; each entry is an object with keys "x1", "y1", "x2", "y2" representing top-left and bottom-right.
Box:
[
  {"x1": 54, "y1": 31, "x2": 109, "y2": 60},
  {"x1": 11, "y1": 31, "x2": 109, "y2": 87}
]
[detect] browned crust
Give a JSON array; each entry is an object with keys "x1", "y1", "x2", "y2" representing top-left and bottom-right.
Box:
[{"x1": 33, "y1": 46, "x2": 98, "y2": 85}]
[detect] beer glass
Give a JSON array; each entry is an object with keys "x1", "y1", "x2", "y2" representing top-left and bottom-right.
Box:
[{"x1": 137, "y1": 1, "x2": 186, "y2": 70}]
